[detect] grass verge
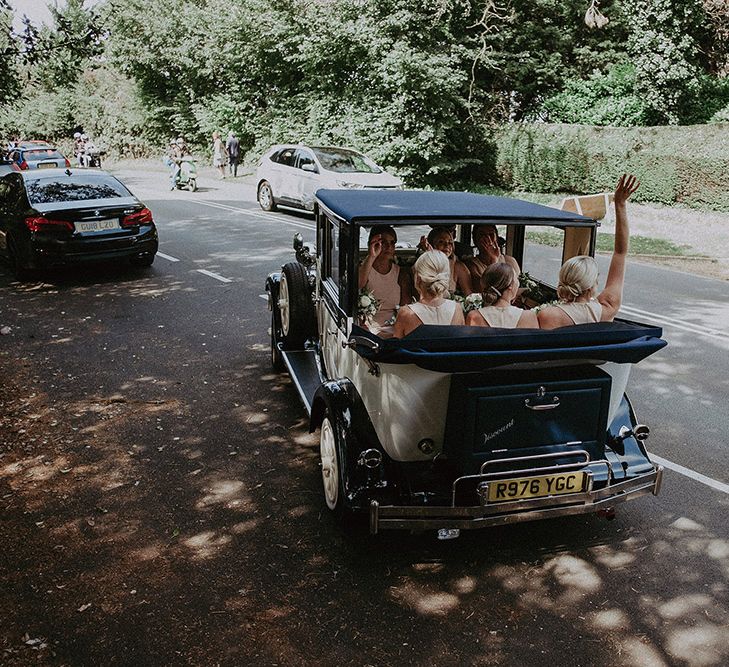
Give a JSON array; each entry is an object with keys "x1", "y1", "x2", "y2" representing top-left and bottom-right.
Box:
[{"x1": 526, "y1": 229, "x2": 699, "y2": 257}]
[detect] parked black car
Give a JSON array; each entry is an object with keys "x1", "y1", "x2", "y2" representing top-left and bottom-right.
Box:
[{"x1": 0, "y1": 168, "x2": 158, "y2": 280}]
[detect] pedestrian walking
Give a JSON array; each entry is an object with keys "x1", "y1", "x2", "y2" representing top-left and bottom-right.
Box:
[
  {"x1": 226, "y1": 131, "x2": 240, "y2": 177},
  {"x1": 212, "y1": 131, "x2": 226, "y2": 180}
]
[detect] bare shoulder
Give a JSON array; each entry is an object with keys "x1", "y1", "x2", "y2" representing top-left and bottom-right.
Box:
[
  {"x1": 505, "y1": 254, "x2": 521, "y2": 273},
  {"x1": 393, "y1": 304, "x2": 419, "y2": 338},
  {"x1": 466, "y1": 309, "x2": 487, "y2": 327},
  {"x1": 518, "y1": 309, "x2": 539, "y2": 328},
  {"x1": 537, "y1": 305, "x2": 569, "y2": 330}
]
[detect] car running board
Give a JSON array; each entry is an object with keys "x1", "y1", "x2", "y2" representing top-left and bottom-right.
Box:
[{"x1": 281, "y1": 348, "x2": 323, "y2": 415}]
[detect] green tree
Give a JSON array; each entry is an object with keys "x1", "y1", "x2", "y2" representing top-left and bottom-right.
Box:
[
  {"x1": 628, "y1": 0, "x2": 708, "y2": 124},
  {"x1": 541, "y1": 62, "x2": 650, "y2": 126},
  {"x1": 30, "y1": 0, "x2": 104, "y2": 91},
  {"x1": 106, "y1": 0, "x2": 500, "y2": 183},
  {"x1": 480, "y1": 0, "x2": 632, "y2": 121},
  {"x1": 0, "y1": 0, "x2": 24, "y2": 105}
]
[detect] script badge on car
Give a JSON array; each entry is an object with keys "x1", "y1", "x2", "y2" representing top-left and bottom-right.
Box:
[
  {"x1": 484, "y1": 471, "x2": 588, "y2": 503},
  {"x1": 75, "y1": 218, "x2": 120, "y2": 233}
]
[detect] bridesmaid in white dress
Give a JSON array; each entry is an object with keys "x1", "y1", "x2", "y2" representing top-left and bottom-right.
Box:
[
  {"x1": 467, "y1": 263, "x2": 538, "y2": 329},
  {"x1": 424, "y1": 226, "x2": 473, "y2": 296},
  {"x1": 538, "y1": 174, "x2": 640, "y2": 328},
  {"x1": 393, "y1": 250, "x2": 465, "y2": 338}
]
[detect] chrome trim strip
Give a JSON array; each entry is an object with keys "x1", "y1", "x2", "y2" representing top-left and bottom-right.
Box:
[{"x1": 370, "y1": 500, "x2": 379, "y2": 535}]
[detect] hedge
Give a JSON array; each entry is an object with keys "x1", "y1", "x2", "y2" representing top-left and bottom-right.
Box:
[{"x1": 493, "y1": 123, "x2": 729, "y2": 212}]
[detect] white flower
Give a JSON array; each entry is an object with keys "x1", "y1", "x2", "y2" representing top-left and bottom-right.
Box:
[{"x1": 357, "y1": 288, "x2": 381, "y2": 323}]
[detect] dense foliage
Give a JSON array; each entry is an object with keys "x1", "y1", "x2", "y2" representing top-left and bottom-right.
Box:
[
  {"x1": 1, "y1": 0, "x2": 728, "y2": 193},
  {"x1": 495, "y1": 123, "x2": 729, "y2": 211}
]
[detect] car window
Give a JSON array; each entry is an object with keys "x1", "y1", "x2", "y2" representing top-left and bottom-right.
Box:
[
  {"x1": 312, "y1": 148, "x2": 382, "y2": 174},
  {"x1": 522, "y1": 227, "x2": 565, "y2": 285},
  {"x1": 25, "y1": 174, "x2": 133, "y2": 204},
  {"x1": 275, "y1": 148, "x2": 296, "y2": 167},
  {"x1": 295, "y1": 149, "x2": 316, "y2": 171},
  {"x1": 23, "y1": 149, "x2": 64, "y2": 161}
]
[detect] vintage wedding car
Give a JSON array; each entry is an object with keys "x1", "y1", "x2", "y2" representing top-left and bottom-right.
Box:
[{"x1": 265, "y1": 190, "x2": 667, "y2": 537}]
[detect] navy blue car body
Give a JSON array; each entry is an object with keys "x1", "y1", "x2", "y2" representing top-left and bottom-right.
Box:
[
  {"x1": 0, "y1": 168, "x2": 158, "y2": 279},
  {"x1": 266, "y1": 189, "x2": 667, "y2": 535}
]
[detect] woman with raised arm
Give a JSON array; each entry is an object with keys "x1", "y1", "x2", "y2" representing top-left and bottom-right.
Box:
[
  {"x1": 359, "y1": 225, "x2": 412, "y2": 336},
  {"x1": 393, "y1": 250, "x2": 465, "y2": 338},
  {"x1": 467, "y1": 263, "x2": 538, "y2": 329},
  {"x1": 465, "y1": 224, "x2": 521, "y2": 286},
  {"x1": 537, "y1": 174, "x2": 640, "y2": 329}
]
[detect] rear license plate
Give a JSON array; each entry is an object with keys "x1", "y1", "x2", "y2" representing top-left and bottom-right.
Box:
[
  {"x1": 75, "y1": 218, "x2": 120, "y2": 233},
  {"x1": 487, "y1": 471, "x2": 587, "y2": 503},
  {"x1": 38, "y1": 162, "x2": 57, "y2": 169}
]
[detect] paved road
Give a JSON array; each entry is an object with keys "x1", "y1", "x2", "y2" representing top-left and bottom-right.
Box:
[{"x1": 1, "y1": 168, "x2": 727, "y2": 666}]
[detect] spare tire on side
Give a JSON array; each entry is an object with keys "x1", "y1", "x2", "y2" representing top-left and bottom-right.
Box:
[{"x1": 278, "y1": 262, "x2": 315, "y2": 349}]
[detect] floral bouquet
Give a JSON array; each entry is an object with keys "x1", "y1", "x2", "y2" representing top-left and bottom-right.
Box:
[
  {"x1": 452, "y1": 292, "x2": 483, "y2": 314},
  {"x1": 357, "y1": 287, "x2": 381, "y2": 323},
  {"x1": 518, "y1": 271, "x2": 548, "y2": 303}
]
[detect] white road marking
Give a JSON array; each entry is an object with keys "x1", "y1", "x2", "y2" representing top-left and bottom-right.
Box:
[
  {"x1": 196, "y1": 269, "x2": 232, "y2": 283},
  {"x1": 157, "y1": 252, "x2": 180, "y2": 262},
  {"x1": 620, "y1": 304, "x2": 729, "y2": 340},
  {"x1": 184, "y1": 199, "x2": 316, "y2": 232},
  {"x1": 651, "y1": 454, "x2": 729, "y2": 495}
]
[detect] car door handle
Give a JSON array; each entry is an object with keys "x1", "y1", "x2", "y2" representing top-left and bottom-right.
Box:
[{"x1": 524, "y1": 397, "x2": 560, "y2": 410}]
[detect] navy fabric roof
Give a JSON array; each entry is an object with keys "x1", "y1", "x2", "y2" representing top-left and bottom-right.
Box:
[
  {"x1": 315, "y1": 189, "x2": 596, "y2": 226},
  {"x1": 350, "y1": 320, "x2": 666, "y2": 372}
]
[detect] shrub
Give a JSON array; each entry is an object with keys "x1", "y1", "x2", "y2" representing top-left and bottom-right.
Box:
[{"x1": 493, "y1": 123, "x2": 729, "y2": 211}]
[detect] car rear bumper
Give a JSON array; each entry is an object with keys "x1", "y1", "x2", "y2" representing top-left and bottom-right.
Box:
[
  {"x1": 368, "y1": 465, "x2": 663, "y2": 534},
  {"x1": 28, "y1": 229, "x2": 158, "y2": 267}
]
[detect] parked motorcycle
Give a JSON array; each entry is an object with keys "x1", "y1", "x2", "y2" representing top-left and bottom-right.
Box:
[
  {"x1": 86, "y1": 148, "x2": 105, "y2": 168},
  {"x1": 78, "y1": 139, "x2": 105, "y2": 168}
]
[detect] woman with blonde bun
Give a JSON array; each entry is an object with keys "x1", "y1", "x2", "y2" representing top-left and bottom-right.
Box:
[
  {"x1": 467, "y1": 263, "x2": 538, "y2": 328},
  {"x1": 393, "y1": 250, "x2": 465, "y2": 338},
  {"x1": 421, "y1": 226, "x2": 473, "y2": 296},
  {"x1": 538, "y1": 174, "x2": 640, "y2": 329}
]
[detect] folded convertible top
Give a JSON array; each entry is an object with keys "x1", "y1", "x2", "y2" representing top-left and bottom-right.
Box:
[{"x1": 350, "y1": 320, "x2": 667, "y2": 372}]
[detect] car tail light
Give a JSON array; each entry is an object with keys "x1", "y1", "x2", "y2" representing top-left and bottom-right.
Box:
[
  {"x1": 19, "y1": 160, "x2": 28, "y2": 170},
  {"x1": 121, "y1": 207, "x2": 153, "y2": 227},
  {"x1": 64, "y1": 157, "x2": 71, "y2": 168},
  {"x1": 24, "y1": 216, "x2": 74, "y2": 232}
]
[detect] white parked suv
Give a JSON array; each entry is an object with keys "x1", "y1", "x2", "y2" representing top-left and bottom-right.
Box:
[{"x1": 255, "y1": 144, "x2": 403, "y2": 212}]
